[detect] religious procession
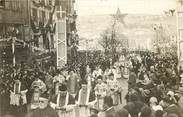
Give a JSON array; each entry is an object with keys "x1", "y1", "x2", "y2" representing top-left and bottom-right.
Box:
[
  {"x1": 0, "y1": 53, "x2": 127, "y2": 117},
  {"x1": 1, "y1": 0, "x2": 183, "y2": 117}
]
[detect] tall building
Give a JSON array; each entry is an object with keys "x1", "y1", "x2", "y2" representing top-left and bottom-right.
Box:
[
  {"x1": 0, "y1": 0, "x2": 29, "y2": 66},
  {"x1": 0, "y1": 0, "x2": 78, "y2": 68},
  {"x1": 177, "y1": 0, "x2": 183, "y2": 66}
]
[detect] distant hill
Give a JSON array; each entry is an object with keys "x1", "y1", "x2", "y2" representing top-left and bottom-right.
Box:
[{"x1": 77, "y1": 14, "x2": 176, "y2": 51}]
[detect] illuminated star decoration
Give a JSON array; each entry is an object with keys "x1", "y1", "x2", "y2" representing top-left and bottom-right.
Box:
[{"x1": 111, "y1": 8, "x2": 128, "y2": 25}]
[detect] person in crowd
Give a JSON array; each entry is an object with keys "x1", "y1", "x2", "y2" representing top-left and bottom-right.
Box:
[
  {"x1": 104, "y1": 67, "x2": 110, "y2": 78},
  {"x1": 75, "y1": 83, "x2": 96, "y2": 106},
  {"x1": 124, "y1": 90, "x2": 145, "y2": 117},
  {"x1": 75, "y1": 83, "x2": 96, "y2": 117},
  {"x1": 162, "y1": 96, "x2": 182, "y2": 117},
  {"x1": 128, "y1": 68, "x2": 137, "y2": 90},
  {"x1": 30, "y1": 94, "x2": 59, "y2": 117},
  {"x1": 53, "y1": 70, "x2": 65, "y2": 84},
  {"x1": 66, "y1": 69, "x2": 80, "y2": 95},
  {"x1": 154, "y1": 110, "x2": 164, "y2": 117},
  {"x1": 44, "y1": 71, "x2": 53, "y2": 94},
  {"x1": 107, "y1": 73, "x2": 121, "y2": 105},
  {"x1": 102, "y1": 96, "x2": 116, "y2": 117},
  {"x1": 149, "y1": 97, "x2": 163, "y2": 112},
  {"x1": 89, "y1": 107, "x2": 99, "y2": 117},
  {"x1": 10, "y1": 79, "x2": 28, "y2": 117},
  {"x1": 50, "y1": 84, "x2": 75, "y2": 110},
  {"x1": 85, "y1": 68, "x2": 95, "y2": 89},
  {"x1": 94, "y1": 75, "x2": 108, "y2": 110},
  {"x1": 140, "y1": 106, "x2": 153, "y2": 117},
  {"x1": 31, "y1": 77, "x2": 47, "y2": 94},
  {"x1": 116, "y1": 107, "x2": 130, "y2": 117}
]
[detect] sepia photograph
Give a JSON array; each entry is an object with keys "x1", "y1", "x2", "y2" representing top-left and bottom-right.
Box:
[{"x1": 0, "y1": 0, "x2": 183, "y2": 117}]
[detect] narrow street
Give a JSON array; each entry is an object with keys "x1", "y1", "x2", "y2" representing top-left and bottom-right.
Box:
[{"x1": 111, "y1": 78, "x2": 129, "y2": 112}]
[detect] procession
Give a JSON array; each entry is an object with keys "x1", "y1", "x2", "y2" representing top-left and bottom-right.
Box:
[
  {"x1": 1, "y1": 52, "x2": 183, "y2": 117},
  {"x1": 1, "y1": 0, "x2": 183, "y2": 117}
]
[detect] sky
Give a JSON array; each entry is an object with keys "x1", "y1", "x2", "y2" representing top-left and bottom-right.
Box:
[{"x1": 75, "y1": 0, "x2": 176, "y2": 16}]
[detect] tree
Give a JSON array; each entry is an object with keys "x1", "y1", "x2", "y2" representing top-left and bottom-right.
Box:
[
  {"x1": 99, "y1": 21, "x2": 121, "y2": 60},
  {"x1": 99, "y1": 8, "x2": 129, "y2": 61}
]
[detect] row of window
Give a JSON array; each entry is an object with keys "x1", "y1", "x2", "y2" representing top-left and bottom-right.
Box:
[
  {"x1": 0, "y1": 0, "x2": 24, "y2": 13},
  {"x1": 33, "y1": 0, "x2": 53, "y2": 7},
  {"x1": 32, "y1": 8, "x2": 52, "y2": 23}
]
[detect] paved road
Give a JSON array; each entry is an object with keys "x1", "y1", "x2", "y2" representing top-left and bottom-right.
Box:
[{"x1": 115, "y1": 78, "x2": 128, "y2": 110}]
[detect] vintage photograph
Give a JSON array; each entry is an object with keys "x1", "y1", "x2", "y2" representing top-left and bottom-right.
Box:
[{"x1": 0, "y1": 0, "x2": 183, "y2": 117}]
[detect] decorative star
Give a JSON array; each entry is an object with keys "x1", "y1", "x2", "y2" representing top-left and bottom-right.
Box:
[{"x1": 111, "y1": 8, "x2": 128, "y2": 25}]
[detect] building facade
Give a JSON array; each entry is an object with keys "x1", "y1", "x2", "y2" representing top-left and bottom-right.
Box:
[
  {"x1": 0, "y1": 0, "x2": 29, "y2": 66},
  {"x1": 177, "y1": 0, "x2": 183, "y2": 66},
  {"x1": 0, "y1": 0, "x2": 78, "y2": 68}
]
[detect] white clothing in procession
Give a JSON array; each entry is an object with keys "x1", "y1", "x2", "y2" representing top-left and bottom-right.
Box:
[
  {"x1": 67, "y1": 73, "x2": 79, "y2": 95},
  {"x1": 123, "y1": 61, "x2": 130, "y2": 79},
  {"x1": 86, "y1": 74, "x2": 94, "y2": 89},
  {"x1": 108, "y1": 68, "x2": 113, "y2": 75},
  {"x1": 50, "y1": 92, "x2": 76, "y2": 117},
  {"x1": 76, "y1": 87, "x2": 97, "y2": 117},
  {"x1": 92, "y1": 69, "x2": 103, "y2": 78},
  {"x1": 50, "y1": 92, "x2": 70, "y2": 109},
  {"x1": 97, "y1": 68, "x2": 103, "y2": 77},
  {"x1": 53, "y1": 74, "x2": 65, "y2": 84},
  {"x1": 30, "y1": 89, "x2": 41, "y2": 109},
  {"x1": 113, "y1": 67, "x2": 121, "y2": 80},
  {"x1": 31, "y1": 79, "x2": 47, "y2": 93},
  {"x1": 10, "y1": 80, "x2": 28, "y2": 106},
  {"x1": 95, "y1": 83, "x2": 108, "y2": 110},
  {"x1": 107, "y1": 79, "x2": 121, "y2": 105}
]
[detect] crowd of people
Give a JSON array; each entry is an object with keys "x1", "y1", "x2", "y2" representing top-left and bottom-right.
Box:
[
  {"x1": 0, "y1": 57, "x2": 123, "y2": 117},
  {"x1": 0, "y1": 52, "x2": 183, "y2": 117},
  {"x1": 113, "y1": 53, "x2": 183, "y2": 117}
]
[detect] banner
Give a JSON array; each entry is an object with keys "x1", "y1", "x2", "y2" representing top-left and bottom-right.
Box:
[{"x1": 56, "y1": 18, "x2": 67, "y2": 69}]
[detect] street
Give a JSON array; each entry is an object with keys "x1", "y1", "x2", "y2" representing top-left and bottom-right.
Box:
[{"x1": 1, "y1": 0, "x2": 183, "y2": 117}]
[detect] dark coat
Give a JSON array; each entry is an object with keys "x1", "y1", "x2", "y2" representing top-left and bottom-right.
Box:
[
  {"x1": 51, "y1": 93, "x2": 75, "y2": 105},
  {"x1": 105, "y1": 107, "x2": 116, "y2": 117},
  {"x1": 30, "y1": 105, "x2": 59, "y2": 117}
]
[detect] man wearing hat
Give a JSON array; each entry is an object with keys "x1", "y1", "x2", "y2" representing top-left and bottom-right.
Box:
[{"x1": 30, "y1": 94, "x2": 59, "y2": 117}]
